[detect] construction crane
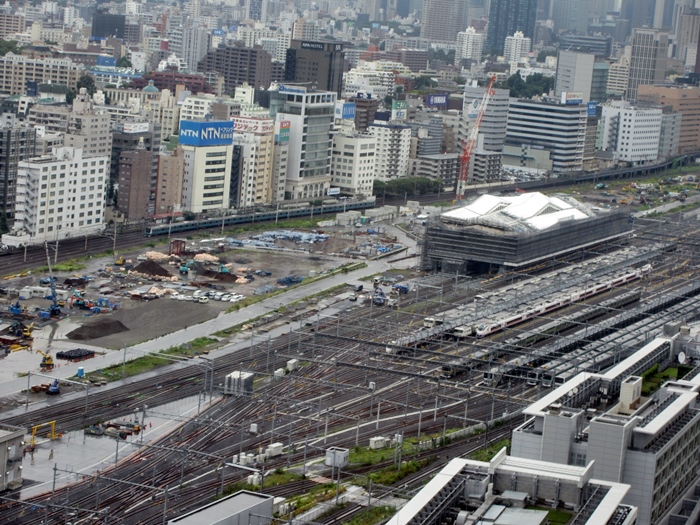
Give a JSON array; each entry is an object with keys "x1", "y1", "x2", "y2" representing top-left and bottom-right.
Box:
[
  {"x1": 457, "y1": 75, "x2": 497, "y2": 201},
  {"x1": 44, "y1": 242, "x2": 61, "y2": 317}
]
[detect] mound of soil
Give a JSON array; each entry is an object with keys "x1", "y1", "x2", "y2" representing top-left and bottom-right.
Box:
[
  {"x1": 67, "y1": 318, "x2": 129, "y2": 341},
  {"x1": 133, "y1": 260, "x2": 171, "y2": 277},
  {"x1": 202, "y1": 269, "x2": 240, "y2": 281}
]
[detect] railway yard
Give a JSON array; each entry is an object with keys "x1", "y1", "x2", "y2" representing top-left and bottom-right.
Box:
[{"x1": 0, "y1": 210, "x2": 700, "y2": 524}]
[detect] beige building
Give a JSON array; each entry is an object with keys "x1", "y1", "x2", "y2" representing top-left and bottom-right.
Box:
[
  {"x1": 231, "y1": 117, "x2": 276, "y2": 207},
  {"x1": 637, "y1": 84, "x2": 700, "y2": 154},
  {"x1": 155, "y1": 148, "x2": 185, "y2": 216},
  {"x1": 607, "y1": 54, "x2": 630, "y2": 98},
  {"x1": 0, "y1": 53, "x2": 84, "y2": 95},
  {"x1": 0, "y1": 14, "x2": 25, "y2": 39},
  {"x1": 28, "y1": 89, "x2": 112, "y2": 157}
]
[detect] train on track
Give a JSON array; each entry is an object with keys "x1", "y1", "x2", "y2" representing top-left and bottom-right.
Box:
[{"x1": 143, "y1": 199, "x2": 375, "y2": 237}]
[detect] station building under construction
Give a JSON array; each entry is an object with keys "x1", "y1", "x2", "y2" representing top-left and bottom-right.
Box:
[{"x1": 422, "y1": 192, "x2": 633, "y2": 274}]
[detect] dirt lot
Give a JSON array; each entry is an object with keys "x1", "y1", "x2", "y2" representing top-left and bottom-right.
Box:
[{"x1": 0, "y1": 223, "x2": 396, "y2": 354}]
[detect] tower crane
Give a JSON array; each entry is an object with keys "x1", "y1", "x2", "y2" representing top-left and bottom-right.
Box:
[{"x1": 457, "y1": 75, "x2": 497, "y2": 201}]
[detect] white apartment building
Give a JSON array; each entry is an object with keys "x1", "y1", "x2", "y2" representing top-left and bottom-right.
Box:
[
  {"x1": 343, "y1": 65, "x2": 395, "y2": 100},
  {"x1": 231, "y1": 116, "x2": 276, "y2": 207},
  {"x1": 270, "y1": 85, "x2": 336, "y2": 200},
  {"x1": 368, "y1": 121, "x2": 411, "y2": 180},
  {"x1": 181, "y1": 142, "x2": 233, "y2": 213},
  {"x1": 455, "y1": 27, "x2": 484, "y2": 65},
  {"x1": 0, "y1": 53, "x2": 84, "y2": 95},
  {"x1": 503, "y1": 31, "x2": 531, "y2": 65},
  {"x1": 597, "y1": 101, "x2": 662, "y2": 164},
  {"x1": 258, "y1": 34, "x2": 291, "y2": 63},
  {"x1": 331, "y1": 130, "x2": 377, "y2": 196},
  {"x1": 5, "y1": 147, "x2": 108, "y2": 246},
  {"x1": 179, "y1": 94, "x2": 219, "y2": 122}
]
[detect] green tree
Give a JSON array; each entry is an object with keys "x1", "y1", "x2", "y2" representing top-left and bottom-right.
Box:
[
  {"x1": 117, "y1": 56, "x2": 132, "y2": 68},
  {"x1": 413, "y1": 76, "x2": 438, "y2": 90},
  {"x1": 0, "y1": 213, "x2": 8, "y2": 234},
  {"x1": 0, "y1": 39, "x2": 23, "y2": 56},
  {"x1": 76, "y1": 74, "x2": 96, "y2": 95},
  {"x1": 537, "y1": 50, "x2": 557, "y2": 62},
  {"x1": 497, "y1": 71, "x2": 553, "y2": 98}
]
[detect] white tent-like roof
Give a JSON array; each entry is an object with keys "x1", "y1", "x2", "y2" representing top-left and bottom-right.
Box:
[{"x1": 441, "y1": 192, "x2": 591, "y2": 232}]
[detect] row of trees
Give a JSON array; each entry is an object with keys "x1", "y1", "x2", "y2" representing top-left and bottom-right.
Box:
[{"x1": 373, "y1": 177, "x2": 444, "y2": 200}]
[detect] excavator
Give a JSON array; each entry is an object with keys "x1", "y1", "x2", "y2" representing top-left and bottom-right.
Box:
[{"x1": 36, "y1": 349, "x2": 54, "y2": 370}]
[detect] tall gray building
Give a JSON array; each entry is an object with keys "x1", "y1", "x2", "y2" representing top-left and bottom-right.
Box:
[
  {"x1": 555, "y1": 50, "x2": 609, "y2": 103},
  {"x1": 627, "y1": 28, "x2": 669, "y2": 102},
  {"x1": 0, "y1": 118, "x2": 36, "y2": 218}
]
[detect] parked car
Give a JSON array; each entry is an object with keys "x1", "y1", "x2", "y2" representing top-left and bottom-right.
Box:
[
  {"x1": 197, "y1": 296, "x2": 209, "y2": 304},
  {"x1": 349, "y1": 294, "x2": 358, "y2": 302}
]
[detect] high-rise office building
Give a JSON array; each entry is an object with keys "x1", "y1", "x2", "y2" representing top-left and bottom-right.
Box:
[
  {"x1": 117, "y1": 143, "x2": 152, "y2": 220},
  {"x1": 420, "y1": 0, "x2": 466, "y2": 42},
  {"x1": 637, "y1": 84, "x2": 700, "y2": 153},
  {"x1": 486, "y1": 0, "x2": 537, "y2": 55},
  {"x1": 0, "y1": 119, "x2": 36, "y2": 219},
  {"x1": 91, "y1": 11, "x2": 126, "y2": 39},
  {"x1": 198, "y1": 43, "x2": 273, "y2": 93},
  {"x1": 269, "y1": 85, "x2": 336, "y2": 199},
  {"x1": 551, "y1": 0, "x2": 589, "y2": 35},
  {"x1": 182, "y1": 25, "x2": 210, "y2": 74},
  {"x1": 284, "y1": 40, "x2": 345, "y2": 97},
  {"x1": 627, "y1": 28, "x2": 669, "y2": 102},
  {"x1": 555, "y1": 50, "x2": 610, "y2": 103}
]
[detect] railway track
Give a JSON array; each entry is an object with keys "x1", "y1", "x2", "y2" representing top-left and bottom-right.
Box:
[{"x1": 2, "y1": 230, "x2": 698, "y2": 523}]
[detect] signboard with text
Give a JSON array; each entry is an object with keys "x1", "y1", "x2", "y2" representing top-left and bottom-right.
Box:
[
  {"x1": 179, "y1": 120, "x2": 234, "y2": 147},
  {"x1": 278, "y1": 84, "x2": 307, "y2": 94},
  {"x1": 232, "y1": 117, "x2": 274, "y2": 134},
  {"x1": 335, "y1": 102, "x2": 356, "y2": 119},
  {"x1": 275, "y1": 120, "x2": 290, "y2": 143},
  {"x1": 426, "y1": 93, "x2": 449, "y2": 107},
  {"x1": 561, "y1": 91, "x2": 583, "y2": 105},
  {"x1": 587, "y1": 101, "x2": 598, "y2": 117},
  {"x1": 391, "y1": 99, "x2": 408, "y2": 121},
  {"x1": 123, "y1": 122, "x2": 150, "y2": 134}
]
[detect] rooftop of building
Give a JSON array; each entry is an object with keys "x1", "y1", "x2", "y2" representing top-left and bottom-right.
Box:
[
  {"x1": 169, "y1": 490, "x2": 272, "y2": 524},
  {"x1": 440, "y1": 192, "x2": 593, "y2": 233},
  {"x1": 385, "y1": 453, "x2": 634, "y2": 525}
]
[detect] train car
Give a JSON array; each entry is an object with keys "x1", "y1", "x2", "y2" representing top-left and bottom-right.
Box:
[
  {"x1": 423, "y1": 317, "x2": 444, "y2": 328},
  {"x1": 144, "y1": 200, "x2": 375, "y2": 237},
  {"x1": 474, "y1": 266, "x2": 650, "y2": 339}
]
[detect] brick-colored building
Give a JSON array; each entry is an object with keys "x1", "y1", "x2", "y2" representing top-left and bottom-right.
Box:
[
  {"x1": 637, "y1": 84, "x2": 700, "y2": 153},
  {"x1": 198, "y1": 43, "x2": 273, "y2": 93},
  {"x1": 117, "y1": 145, "x2": 152, "y2": 220},
  {"x1": 155, "y1": 148, "x2": 184, "y2": 216}
]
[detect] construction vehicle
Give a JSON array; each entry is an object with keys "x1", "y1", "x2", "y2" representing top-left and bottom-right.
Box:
[
  {"x1": 37, "y1": 349, "x2": 54, "y2": 369},
  {"x1": 457, "y1": 75, "x2": 496, "y2": 200},
  {"x1": 46, "y1": 378, "x2": 60, "y2": 395},
  {"x1": 43, "y1": 242, "x2": 62, "y2": 317},
  {"x1": 115, "y1": 255, "x2": 125, "y2": 265},
  {"x1": 595, "y1": 183, "x2": 608, "y2": 190},
  {"x1": 9, "y1": 342, "x2": 31, "y2": 352}
]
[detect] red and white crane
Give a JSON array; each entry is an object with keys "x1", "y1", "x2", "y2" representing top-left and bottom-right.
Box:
[{"x1": 457, "y1": 75, "x2": 496, "y2": 201}]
